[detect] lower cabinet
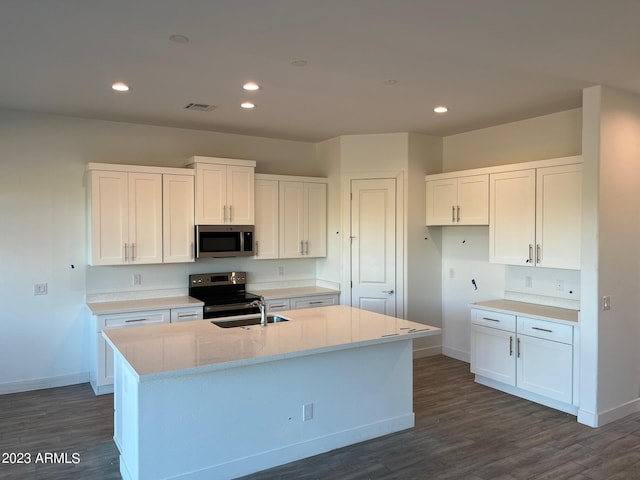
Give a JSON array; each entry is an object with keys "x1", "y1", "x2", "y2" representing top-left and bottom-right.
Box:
[
  {"x1": 470, "y1": 308, "x2": 575, "y2": 409},
  {"x1": 170, "y1": 306, "x2": 204, "y2": 323},
  {"x1": 264, "y1": 293, "x2": 339, "y2": 313},
  {"x1": 90, "y1": 308, "x2": 172, "y2": 395}
]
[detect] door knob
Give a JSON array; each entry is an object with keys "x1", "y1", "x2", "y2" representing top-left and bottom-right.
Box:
[{"x1": 382, "y1": 289, "x2": 394, "y2": 294}]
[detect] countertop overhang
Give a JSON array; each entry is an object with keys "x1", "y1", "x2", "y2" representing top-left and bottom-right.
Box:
[{"x1": 102, "y1": 305, "x2": 441, "y2": 381}]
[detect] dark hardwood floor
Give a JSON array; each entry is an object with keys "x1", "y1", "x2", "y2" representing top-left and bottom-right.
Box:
[{"x1": 2, "y1": 355, "x2": 640, "y2": 479}]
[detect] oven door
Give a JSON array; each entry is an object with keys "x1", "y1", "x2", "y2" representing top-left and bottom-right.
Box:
[{"x1": 196, "y1": 225, "x2": 254, "y2": 258}]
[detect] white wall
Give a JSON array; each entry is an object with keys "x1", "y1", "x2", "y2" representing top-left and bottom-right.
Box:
[
  {"x1": 580, "y1": 86, "x2": 640, "y2": 426},
  {"x1": 0, "y1": 109, "x2": 320, "y2": 393},
  {"x1": 440, "y1": 109, "x2": 583, "y2": 361}
]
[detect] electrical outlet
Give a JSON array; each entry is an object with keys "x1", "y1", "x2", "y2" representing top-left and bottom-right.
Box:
[
  {"x1": 303, "y1": 403, "x2": 314, "y2": 421},
  {"x1": 133, "y1": 273, "x2": 142, "y2": 286},
  {"x1": 602, "y1": 295, "x2": 611, "y2": 311},
  {"x1": 34, "y1": 283, "x2": 48, "y2": 295}
]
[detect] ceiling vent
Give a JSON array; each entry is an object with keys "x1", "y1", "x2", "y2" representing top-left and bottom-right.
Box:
[{"x1": 184, "y1": 103, "x2": 217, "y2": 112}]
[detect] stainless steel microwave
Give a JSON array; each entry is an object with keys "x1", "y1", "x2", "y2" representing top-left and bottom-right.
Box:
[{"x1": 195, "y1": 225, "x2": 254, "y2": 258}]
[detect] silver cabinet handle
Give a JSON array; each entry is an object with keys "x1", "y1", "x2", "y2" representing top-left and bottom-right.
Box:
[
  {"x1": 270, "y1": 304, "x2": 287, "y2": 308},
  {"x1": 452, "y1": 205, "x2": 455, "y2": 223},
  {"x1": 482, "y1": 317, "x2": 500, "y2": 322},
  {"x1": 229, "y1": 205, "x2": 232, "y2": 223},
  {"x1": 300, "y1": 240, "x2": 304, "y2": 255},
  {"x1": 382, "y1": 289, "x2": 394, "y2": 294},
  {"x1": 255, "y1": 241, "x2": 259, "y2": 256},
  {"x1": 527, "y1": 244, "x2": 533, "y2": 263},
  {"x1": 309, "y1": 301, "x2": 324, "y2": 305},
  {"x1": 124, "y1": 243, "x2": 128, "y2": 262},
  {"x1": 456, "y1": 205, "x2": 460, "y2": 222},
  {"x1": 305, "y1": 240, "x2": 309, "y2": 255},
  {"x1": 532, "y1": 326, "x2": 553, "y2": 333},
  {"x1": 517, "y1": 337, "x2": 521, "y2": 358},
  {"x1": 131, "y1": 243, "x2": 136, "y2": 262},
  {"x1": 536, "y1": 244, "x2": 541, "y2": 264},
  {"x1": 177, "y1": 313, "x2": 198, "y2": 319},
  {"x1": 125, "y1": 318, "x2": 148, "y2": 323},
  {"x1": 509, "y1": 336, "x2": 513, "y2": 356},
  {"x1": 223, "y1": 205, "x2": 227, "y2": 223}
]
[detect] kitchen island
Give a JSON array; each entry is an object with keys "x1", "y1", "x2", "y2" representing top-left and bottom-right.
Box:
[{"x1": 103, "y1": 305, "x2": 441, "y2": 480}]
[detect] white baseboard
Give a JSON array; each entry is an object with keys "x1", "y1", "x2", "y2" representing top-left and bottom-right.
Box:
[
  {"x1": 442, "y1": 346, "x2": 470, "y2": 363},
  {"x1": 413, "y1": 344, "x2": 442, "y2": 359},
  {"x1": 0, "y1": 372, "x2": 89, "y2": 395},
  {"x1": 592, "y1": 397, "x2": 640, "y2": 427}
]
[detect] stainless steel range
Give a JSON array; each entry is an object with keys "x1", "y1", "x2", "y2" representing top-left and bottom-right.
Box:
[{"x1": 189, "y1": 272, "x2": 262, "y2": 319}]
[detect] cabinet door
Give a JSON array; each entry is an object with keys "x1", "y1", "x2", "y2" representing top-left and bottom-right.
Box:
[
  {"x1": 163, "y1": 174, "x2": 195, "y2": 263},
  {"x1": 279, "y1": 181, "x2": 305, "y2": 258},
  {"x1": 89, "y1": 170, "x2": 128, "y2": 265},
  {"x1": 170, "y1": 306, "x2": 203, "y2": 323},
  {"x1": 254, "y1": 179, "x2": 279, "y2": 259},
  {"x1": 470, "y1": 324, "x2": 516, "y2": 386},
  {"x1": 128, "y1": 172, "x2": 163, "y2": 264},
  {"x1": 195, "y1": 163, "x2": 226, "y2": 224},
  {"x1": 516, "y1": 334, "x2": 573, "y2": 403},
  {"x1": 536, "y1": 164, "x2": 582, "y2": 269},
  {"x1": 458, "y1": 175, "x2": 489, "y2": 225},
  {"x1": 489, "y1": 169, "x2": 536, "y2": 266},
  {"x1": 303, "y1": 183, "x2": 327, "y2": 257},
  {"x1": 265, "y1": 298, "x2": 290, "y2": 312},
  {"x1": 291, "y1": 294, "x2": 339, "y2": 309},
  {"x1": 227, "y1": 165, "x2": 255, "y2": 225},
  {"x1": 426, "y1": 178, "x2": 457, "y2": 225}
]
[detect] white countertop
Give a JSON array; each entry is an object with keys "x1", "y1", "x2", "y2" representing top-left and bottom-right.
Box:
[
  {"x1": 471, "y1": 299, "x2": 579, "y2": 325},
  {"x1": 103, "y1": 305, "x2": 441, "y2": 380},
  {"x1": 251, "y1": 286, "x2": 340, "y2": 300},
  {"x1": 87, "y1": 295, "x2": 203, "y2": 315}
]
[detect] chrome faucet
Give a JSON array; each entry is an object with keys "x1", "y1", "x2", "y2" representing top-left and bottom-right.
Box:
[{"x1": 251, "y1": 297, "x2": 267, "y2": 326}]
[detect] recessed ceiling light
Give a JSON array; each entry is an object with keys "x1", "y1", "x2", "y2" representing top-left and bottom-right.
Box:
[
  {"x1": 112, "y1": 82, "x2": 130, "y2": 92},
  {"x1": 169, "y1": 34, "x2": 189, "y2": 44},
  {"x1": 243, "y1": 82, "x2": 260, "y2": 91},
  {"x1": 434, "y1": 106, "x2": 448, "y2": 113},
  {"x1": 383, "y1": 79, "x2": 398, "y2": 86},
  {"x1": 290, "y1": 60, "x2": 308, "y2": 67},
  {"x1": 241, "y1": 102, "x2": 256, "y2": 109}
]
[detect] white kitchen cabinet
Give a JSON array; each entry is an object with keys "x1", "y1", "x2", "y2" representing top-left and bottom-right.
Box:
[
  {"x1": 170, "y1": 306, "x2": 203, "y2": 323},
  {"x1": 189, "y1": 157, "x2": 256, "y2": 225},
  {"x1": 426, "y1": 174, "x2": 489, "y2": 225},
  {"x1": 91, "y1": 309, "x2": 170, "y2": 394},
  {"x1": 291, "y1": 293, "x2": 339, "y2": 309},
  {"x1": 265, "y1": 298, "x2": 291, "y2": 312},
  {"x1": 254, "y1": 178, "x2": 279, "y2": 259},
  {"x1": 470, "y1": 305, "x2": 576, "y2": 411},
  {"x1": 163, "y1": 174, "x2": 195, "y2": 263},
  {"x1": 489, "y1": 163, "x2": 582, "y2": 269},
  {"x1": 280, "y1": 181, "x2": 327, "y2": 258},
  {"x1": 89, "y1": 170, "x2": 163, "y2": 265}
]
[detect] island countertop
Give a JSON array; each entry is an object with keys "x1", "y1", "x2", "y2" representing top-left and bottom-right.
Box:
[{"x1": 102, "y1": 305, "x2": 441, "y2": 381}]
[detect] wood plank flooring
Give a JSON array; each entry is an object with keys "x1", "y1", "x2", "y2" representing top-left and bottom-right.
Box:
[{"x1": 2, "y1": 355, "x2": 640, "y2": 479}]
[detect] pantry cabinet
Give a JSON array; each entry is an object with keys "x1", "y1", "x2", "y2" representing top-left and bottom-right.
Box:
[
  {"x1": 89, "y1": 169, "x2": 163, "y2": 265},
  {"x1": 489, "y1": 162, "x2": 582, "y2": 269},
  {"x1": 188, "y1": 157, "x2": 256, "y2": 225},
  {"x1": 254, "y1": 174, "x2": 328, "y2": 259},
  {"x1": 470, "y1": 302, "x2": 577, "y2": 411},
  {"x1": 426, "y1": 174, "x2": 489, "y2": 225}
]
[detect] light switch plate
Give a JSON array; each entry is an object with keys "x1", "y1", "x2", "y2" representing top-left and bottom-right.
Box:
[{"x1": 602, "y1": 295, "x2": 611, "y2": 311}]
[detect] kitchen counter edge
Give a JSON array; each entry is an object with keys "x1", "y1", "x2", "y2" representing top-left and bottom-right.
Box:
[{"x1": 470, "y1": 299, "x2": 579, "y2": 325}]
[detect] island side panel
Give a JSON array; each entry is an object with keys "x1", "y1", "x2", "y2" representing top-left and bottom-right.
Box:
[{"x1": 121, "y1": 339, "x2": 415, "y2": 480}]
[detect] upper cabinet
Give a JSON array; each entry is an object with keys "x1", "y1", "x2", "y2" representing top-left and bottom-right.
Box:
[
  {"x1": 254, "y1": 174, "x2": 328, "y2": 259},
  {"x1": 490, "y1": 162, "x2": 582, "y2": 269},
  {"x1": 87, "y1": 163, "x2": 195, "y2": 266},
  {"x1": 187, "y1": 156, "x2": 256, "y2": 225},
  {"x1": 426, "y1": 174, "x2": 489, "y2": 225}
]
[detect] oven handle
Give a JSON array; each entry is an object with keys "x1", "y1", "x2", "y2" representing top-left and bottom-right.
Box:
[{"x1": 204, "y1": 302, "x2": 259, "y2": 313}]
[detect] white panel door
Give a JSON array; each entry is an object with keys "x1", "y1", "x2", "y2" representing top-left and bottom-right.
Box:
[
  {"x1": 470, "y1": 324, "x2": 516, "y2": 386},
  {"x1": 458, "y1": 175, "x2": 489, "y2": 225},
  {"x1": 489, "y1": 169, "x2": 536, "y2": 266},
  {"x1": 279, "y1": 181, "x2": 305, "y2": 258},
  {"x1": 163, "y1": 174, "x2": 195, "y2": 263},
  {"x1": 128, "y1": 172, "x2": 163, "y2": 264},
  {"x1": 350, "y1": 178, "x2": 396, "y2": 316},
  {"x1": 254, "y1": 179, "x2": 279, "y2": 259},
  {"x1": 227, "y1": 165, "x2": 254, "y2": 225},
  {"x1": 195, "y1": 163, "x2": 226, "y2": 224},
  {"x1": 89, "y1": 170, "x2": 128, "y2": 265},
  {"x1": 304, "y1": 183, "x2": 327, "y2": 257},
  {"x1": 536, "y1": 164, "x2": 582, "y2": 269},
  {"x1": 426, "y1": 178, "x2": 457, "y2": 225}
]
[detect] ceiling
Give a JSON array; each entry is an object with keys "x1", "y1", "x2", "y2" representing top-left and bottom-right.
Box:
[{"x1": 1, "y1": 0, "x2": 640, "y2": 143}]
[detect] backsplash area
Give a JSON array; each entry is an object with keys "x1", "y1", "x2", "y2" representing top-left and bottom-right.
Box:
[{"x1": 504, "y1": 265, "x2": 580, "y2": 309}]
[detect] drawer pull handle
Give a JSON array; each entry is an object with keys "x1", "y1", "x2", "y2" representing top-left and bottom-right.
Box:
[
  {"x1": 125, "y1": 318, "x2": 148, "y2": 323},
  {"x1": 532, "y1": 326, "x2": 553, "y2": 333},
  {"x1": 509, "y1": 336, "x2": 513, "y2": 356},
  {"x1": 271, "y1": 304, "x2": 286, "y2": 308},
  {"x1": 309, "y1": 301, "x2": 324, "y2": 305},
  {"x1": 482, "y1": 317, "x2": 500, "y2": 322},
  {"x1": 177, "y1": 313, "x2": 197, "y2": 318},
  {"x1": 517, "y1": 337, "x2": 521, "y2": 358}
]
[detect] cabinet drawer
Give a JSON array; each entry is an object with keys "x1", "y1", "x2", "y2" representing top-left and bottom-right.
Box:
[
  {"x1": 99, "y1": 309, "x2": 170, "y2": 330},
  {"x1": 265, "y1": 298, "x2": 291, "y2": 312},
  {"x1": 291, "y1": 294, "x2": 339, "y2": 309},
  {"x1": 170, "y1": 307, "x2": 203, "y2": 323},
  {"x1": 517, "y1": 317, "x2": 573, "y2": 344},
  {"x1": 471, "y1": 309, "x2": 516, "y2": 332}
]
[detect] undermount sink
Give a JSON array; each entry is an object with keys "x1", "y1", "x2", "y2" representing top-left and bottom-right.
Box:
[{"x1": 211, "y1": 315, "x2": 290, "y2": 328}]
